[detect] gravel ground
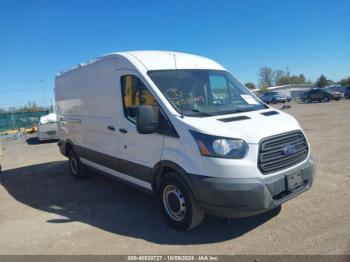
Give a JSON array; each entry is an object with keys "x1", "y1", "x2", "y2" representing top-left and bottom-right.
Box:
[{"x1": 0, "y1": 100, "x2": 349, "y2": 255}]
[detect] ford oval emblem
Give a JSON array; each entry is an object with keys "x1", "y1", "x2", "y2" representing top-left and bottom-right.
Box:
[{"x1": 282, "y1": 144, "x2": 296, "y2": 156}]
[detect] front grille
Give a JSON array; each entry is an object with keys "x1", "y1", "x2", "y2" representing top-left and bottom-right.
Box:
[
  {"x1": 258, "y1": 131, "x2": 309, "y2": 174},
  {"x1": 47, "y1": 130, "x2": 56, "y2": 135}
]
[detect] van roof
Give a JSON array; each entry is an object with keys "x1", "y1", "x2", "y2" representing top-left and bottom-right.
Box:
[{"x1": 57, "y1": 51, "x2": 225, "y2": 76}]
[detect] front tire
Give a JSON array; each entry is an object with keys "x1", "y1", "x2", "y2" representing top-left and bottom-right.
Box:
[
  {"x1": 159, "y1": 173, "x2": 204, "y2": 231},
  {"x1": 68, "y1": 149, "x2": 88, "y2": 179}
]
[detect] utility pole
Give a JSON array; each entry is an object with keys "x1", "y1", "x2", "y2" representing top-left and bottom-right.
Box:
[
  {"x1": 39, "y1": 80, "x2": 47, "y2": 110},
  {"x1": 286, "y1": 66, "x2": 291, "y2": 86},
  {"x1": 11, "y1": 107, "x2": 16, "y2": 130},
  {"x1": 286, "y1": 66, "x2": 293, "y2": 102}
]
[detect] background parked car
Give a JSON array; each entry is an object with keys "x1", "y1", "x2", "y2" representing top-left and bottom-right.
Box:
[
  {"x1": 324, "y1": 88, "x2": 343, "y2": 101},
  {"x1": 259, "y1": 91, "x2": 291, "y2": 104},
  {"x1": 300, "y1": 89, "x2": 334, "y2": 103},
  {"x1": 37, "y1": 113, "x2": 58, "y2": 141},
  {"x1": 344, "y1": 86, "x2": 350, "y2": 99}
]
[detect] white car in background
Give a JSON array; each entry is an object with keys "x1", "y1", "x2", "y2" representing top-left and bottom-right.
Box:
[
  {"x1": 260, "y1": 91, "x2": 291, "y2": 104},
  {"x1": 38, "y1": 113, "x2": 58, "y2": 141}
]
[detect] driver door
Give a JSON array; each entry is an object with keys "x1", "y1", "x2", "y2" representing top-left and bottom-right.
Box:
[{"x1": 116, "y1": 70, "x2": 164, "y2": 183}]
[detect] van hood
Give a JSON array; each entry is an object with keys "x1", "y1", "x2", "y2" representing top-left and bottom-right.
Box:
[{"x1": 179, "y1": 109, "x2": 301, "y2": 144}]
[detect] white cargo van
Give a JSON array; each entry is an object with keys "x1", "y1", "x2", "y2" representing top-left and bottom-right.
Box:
[{"x1": 55, "y1": 51, "x2": 315, "y2": 230}]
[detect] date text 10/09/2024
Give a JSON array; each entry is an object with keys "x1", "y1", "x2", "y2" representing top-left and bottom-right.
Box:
[{"x1": 127, "y1": 256, "x2": 219, "y2": 261}]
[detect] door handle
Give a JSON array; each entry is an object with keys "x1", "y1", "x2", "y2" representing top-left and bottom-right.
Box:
[
  {"x1": 119, "y1": 128, "x2": 128, "y2": 134},
  {"x1": 107, "y1": 125, "x2": 115, "y2": 131}
]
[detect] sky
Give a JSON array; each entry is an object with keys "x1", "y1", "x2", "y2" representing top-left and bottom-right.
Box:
[{"x1": 0, "y1": 0, "x2": 349, "y2": 108}]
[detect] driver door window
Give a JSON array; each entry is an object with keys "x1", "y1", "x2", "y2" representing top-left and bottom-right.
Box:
[{"x1": 121, "y1": 75, "x2": 158, "y2": 123}]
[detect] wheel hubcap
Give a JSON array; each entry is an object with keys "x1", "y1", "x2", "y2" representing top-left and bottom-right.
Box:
[
  {"x1": 163, "y1": 185, "x2": 186, "y2": 221},
  {"x1": 70, "y1": 157, "x2": 78, "y2": 175}
]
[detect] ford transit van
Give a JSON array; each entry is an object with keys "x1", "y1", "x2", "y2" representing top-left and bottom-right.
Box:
[{"x1": 55, "y1": 51, "x2": 315, "y2": 230}]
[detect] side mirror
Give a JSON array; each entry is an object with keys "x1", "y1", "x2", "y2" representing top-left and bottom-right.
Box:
[{"x1": 136, "y1": 105, "x2": 158, "y2": 134}]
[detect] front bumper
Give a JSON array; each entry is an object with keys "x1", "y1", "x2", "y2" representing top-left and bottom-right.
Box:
[
  {"x1": 188, "y1": 156, "x2": 315, "y2": 218},
  {"x1": 38, "y1": 132, "x2": 58, "y2": 141},
  {"x1": 274, "y1": 97, "x2": 288, "y2": 103},
  {"x1": 331, "y1": 95, "x2": 343, "y2": 100}
]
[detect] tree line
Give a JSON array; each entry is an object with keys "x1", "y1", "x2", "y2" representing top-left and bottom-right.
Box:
[
  {"x1": 2, "y1": 71, "x2": 350, "y2": 113},
  {"x1": 0, "y1": 101, "x2": 50, "y2": 114},
  {"x1": 244, "y1": 66, "x2": 350, "y2": 90}
]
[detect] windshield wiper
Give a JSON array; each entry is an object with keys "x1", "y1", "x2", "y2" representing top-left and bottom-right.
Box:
[{"x1": 187, "y1": 108, "x2": 212, "y2": 116}]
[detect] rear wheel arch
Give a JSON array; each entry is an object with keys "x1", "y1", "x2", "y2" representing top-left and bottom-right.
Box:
[
  {"x1": 64, "y1": 140, "x2": 75, "y2": 155},
  {"x1": 65, "y1": 141, "x2": 88, "y2": 179}
]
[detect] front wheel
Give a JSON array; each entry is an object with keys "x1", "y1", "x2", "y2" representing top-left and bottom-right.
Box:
[
  {"x1": 324, "y1": 96, "x2": 330, "y2": 102},
  {"x1": 159, "y1": 173, "x2": 204, "y2": 231}
]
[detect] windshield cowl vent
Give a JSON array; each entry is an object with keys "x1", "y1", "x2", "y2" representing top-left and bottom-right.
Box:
[
  {"x1": 261, "y1": 111, "x2": 279, "y2": 116},
  {"x1": 217, "y1": 116, "x2": 250, "y2": 122}
]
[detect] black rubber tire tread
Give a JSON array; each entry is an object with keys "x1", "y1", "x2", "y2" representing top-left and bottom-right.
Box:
[
  {"x1": 187, "y1": 192, "x2": 205, "y2": 231},
  {"x1": 67, "y1": 148, "x2": 88, "y2": 179}
]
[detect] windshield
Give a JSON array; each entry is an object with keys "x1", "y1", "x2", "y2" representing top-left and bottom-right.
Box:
[
  {"x1": 147, "y1": 70, "x2": 267, "y2": 116},
  {"x1": 270, "y1": 92, "x2": 281, "y2": 96},
  {"x1": 324, "y1": 88, "x2": 334, "y2": 93}
]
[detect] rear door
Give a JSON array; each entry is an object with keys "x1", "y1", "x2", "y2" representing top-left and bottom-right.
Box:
[
  {"x1": 310, "y1": 90, "x2": 317, "y2": 100},
  {"x1": 115, "y1": 70, "x2": 164, "y2": 185},
  {"x1": 317, "y1": 90, "x2": 324, "y2": 100}
]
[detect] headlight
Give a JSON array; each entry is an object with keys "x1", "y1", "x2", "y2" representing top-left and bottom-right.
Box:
[{"x1": 190, "y1": 130, "x2": 248, "y2": 159}]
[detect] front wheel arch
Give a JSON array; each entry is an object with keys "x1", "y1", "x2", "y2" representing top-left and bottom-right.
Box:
[{"x1": 152, "y1": 161, "x2": 197, "y2": 198}]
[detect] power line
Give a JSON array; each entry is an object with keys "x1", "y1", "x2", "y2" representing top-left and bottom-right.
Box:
[
  {"x1": 0, "y1": 99, "x2": 53, "y2": 107},
  {"x1": 0, "y1": 89, "x2": 50, "y2": 94}
]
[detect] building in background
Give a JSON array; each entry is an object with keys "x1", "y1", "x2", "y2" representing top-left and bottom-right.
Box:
[{"x1": 252, "y1": 84, "x2": 315, "y2": 100}]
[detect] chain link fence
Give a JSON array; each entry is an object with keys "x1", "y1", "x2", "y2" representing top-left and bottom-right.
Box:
[{"x1": 0, "y1": 110, "x2": 50, "y2": 133}]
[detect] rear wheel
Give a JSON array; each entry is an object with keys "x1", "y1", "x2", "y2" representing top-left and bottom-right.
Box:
[
  {"x1": 159, "y1": 173, "x2": 204, "y2": 231},
  {"x1": 68, "y1": 148, "x2": 88, "y2": 179}
]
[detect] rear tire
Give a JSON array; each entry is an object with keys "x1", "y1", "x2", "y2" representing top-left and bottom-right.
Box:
[
  {"x1": 68, "y1": 148, "x2": 88, "y2": 179},
  {"x1": 159, "y1": 173, "x2": 204, "y2": 231}
]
